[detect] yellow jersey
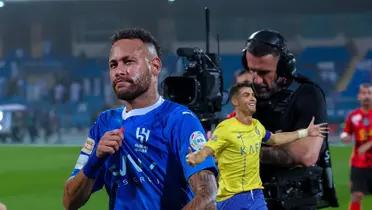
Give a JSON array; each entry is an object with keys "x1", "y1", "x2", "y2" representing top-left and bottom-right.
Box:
[{"x1": 204, "y1": 117, "x2": 270, "y2": 201}]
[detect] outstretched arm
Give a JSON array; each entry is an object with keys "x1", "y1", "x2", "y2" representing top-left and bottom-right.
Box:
[
  {"x1": 267, "y1": 117, "x2": 328, "y2": 146},
  {"x1": 278, "y1": 86, "x2": 328, "y2": 167},
  {"x1": 264, "y1": 117, "x2": 327, "y2": 166},
  {"x1": 186, "y1": 147, "x2": 215, "y2": 167},
  {"x1": 183, "y1": 170, "x2": 217, "y2": 210}
]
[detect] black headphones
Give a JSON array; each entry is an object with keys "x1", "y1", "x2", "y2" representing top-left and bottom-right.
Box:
[{"x1": 241, "y1": 29, "x2": 296, "y2": 78}]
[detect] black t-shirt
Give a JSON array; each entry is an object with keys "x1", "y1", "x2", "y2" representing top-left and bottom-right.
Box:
[
  {"x1": 254, "y1": 82, "x2": 327, "y2": 133},
  {"x1": 254, "y1": 80, "x2": 338, "y2": 208}
]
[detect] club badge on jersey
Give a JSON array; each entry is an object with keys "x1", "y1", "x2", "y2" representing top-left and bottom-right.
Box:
[{"x1": 189, "y1": 131, "x2": 207, "y2": 151}]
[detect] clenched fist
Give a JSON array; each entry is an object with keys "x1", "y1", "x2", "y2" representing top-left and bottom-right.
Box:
[{"x1": 96, "y1": 128, "x2": 124, "y2": 158}]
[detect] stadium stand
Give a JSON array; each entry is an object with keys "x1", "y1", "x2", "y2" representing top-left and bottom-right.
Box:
[{"x1": 0, "y1": 44, "x2": 371, "y2": 142}]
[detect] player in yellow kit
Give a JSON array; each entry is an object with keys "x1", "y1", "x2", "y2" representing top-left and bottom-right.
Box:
[{"x1": 186, "y1": 82, "x2": 328, "y2": 210}]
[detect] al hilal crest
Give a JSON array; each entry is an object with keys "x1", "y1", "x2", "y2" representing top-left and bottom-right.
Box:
[{"x1": 189, "y1": 131, "x2": 207, "y2": 151}]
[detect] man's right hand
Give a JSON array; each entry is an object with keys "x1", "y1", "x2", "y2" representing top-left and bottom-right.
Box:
[
  {"x1": 340, "y1": 132, "x2": 352, "y2": 144},
  {"x1": 306, "y1": 117, "x2": 328, "y2": 138},
  {"x1": 96, "y1": 128, "x2": 124, "y2": 158},
  {"x1": 186, "y1": 148, "x2": 200, "y2": 167}
]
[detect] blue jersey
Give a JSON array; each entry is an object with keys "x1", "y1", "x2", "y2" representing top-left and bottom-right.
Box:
[{"x1": 70, "y1": 97, "x2": 217, "y2": 210}]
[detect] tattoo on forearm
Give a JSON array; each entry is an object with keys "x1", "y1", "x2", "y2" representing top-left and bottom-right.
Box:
[
  {"x1": 260, "y1": 146, "x2": 295, "y2": 166},
  {"x1": 183, "y1": 170, "x2": 217, "y2": 210}
]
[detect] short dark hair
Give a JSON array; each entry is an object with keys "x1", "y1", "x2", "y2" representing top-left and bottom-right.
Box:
[
  {"x1": 245, "y1": 40, "x2": 280, "y2": 57},
  {"x1": 360, "y1": 83, "x2": 371, "y2": 89},
  {"x1": 234, "y1": 69, "x2": 251, "y2": 84},
  {"x1": 229, "y1": 82, "x2": 255, "y2": 101},
  {"x1": 359, "y1": 83, "x2": 371, "y2": 95},
  {"x1": 111, "y1": 28, "x2": 161, "y2": 56}
]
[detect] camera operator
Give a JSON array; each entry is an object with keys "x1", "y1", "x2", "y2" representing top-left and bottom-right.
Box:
[{"x1": 240, "y1": 29, "x2": 338, "y2": 210}]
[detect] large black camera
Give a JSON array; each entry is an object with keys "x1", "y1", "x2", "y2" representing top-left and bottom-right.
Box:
[
  {"x1": 264, "y1": 166, "x2": 324, "y2": 209},
  {"x1": 163, "y1": 47, "x2": 223, "y2": 123}
]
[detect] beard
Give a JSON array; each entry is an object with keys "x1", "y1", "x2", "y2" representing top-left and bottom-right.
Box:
[
  {"x1": 112, "y1": 70, "x2": 151, "y2": 101},
  {"x1": 361, "y1": 99, "x2": 371, "y2": 108},
  {"x1": 253, "y1": 78, "x2": 289, "y2": 100},
  {"x1": 254, "y1": 82, "x2": 279, "y2": 100}
]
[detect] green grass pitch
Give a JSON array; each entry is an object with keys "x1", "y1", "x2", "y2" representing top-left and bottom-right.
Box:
[{"x1": 0, "y1": 145, "x2": 371, "y2": 210}]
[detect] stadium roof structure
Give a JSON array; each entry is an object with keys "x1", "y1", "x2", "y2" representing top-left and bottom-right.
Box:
[{"x1": 1, "y1": 0, "x2": 372, "y2": 15}]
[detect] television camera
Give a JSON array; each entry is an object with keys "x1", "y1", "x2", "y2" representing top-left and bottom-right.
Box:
[
  {"x1": 162, "y1": 47, "x2": 223, "y2": 129},
  {"x1": 162, "y1": 8, "x2": 224, "y2": 130}
]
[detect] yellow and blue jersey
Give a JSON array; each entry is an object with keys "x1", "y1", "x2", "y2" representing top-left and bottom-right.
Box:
[
  {"x1": 70, "y1": 97, "x2": 217, "y2": 210},
  {"x1": 205, "y1": 117, "x2": 270, "y2": 202}
]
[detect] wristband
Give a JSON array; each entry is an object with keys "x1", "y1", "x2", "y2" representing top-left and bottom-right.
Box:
[
  {"x1": 297, "y1": 129, "x2": 308, "y2": 138},
  {"x1": 83, "y1": 152, "x2": 105, "y2": 179},
  {"x1": 340, "y1": 132, "x2": 348, "y2": 139}
]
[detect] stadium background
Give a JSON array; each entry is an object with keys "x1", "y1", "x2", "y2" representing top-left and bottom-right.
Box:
[{"x1": 0, "y1": 0, "x2": 371, "y2": 209}]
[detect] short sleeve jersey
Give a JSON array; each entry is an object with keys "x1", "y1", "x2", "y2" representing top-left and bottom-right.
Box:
[
  {"x1": 69, "y1": 97, "x2": 217, "y2": 210},
  {"x1": 204, "y1": 117, "x2": 270, "y2": 201},
  {"x1": 343, "y1": 108, "x2": 372, "y2": 168}
]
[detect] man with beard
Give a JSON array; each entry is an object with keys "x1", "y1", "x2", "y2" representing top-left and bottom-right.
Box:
[
  {"x1": 241, "y1": 29, "x2": 338, "y2": 209},
  {"x1": 340, "y1": 83, "x2": 372, "y2": 210},
  {"x1": 63, "y1": 28, "x2": 218, "y2": 210}
]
